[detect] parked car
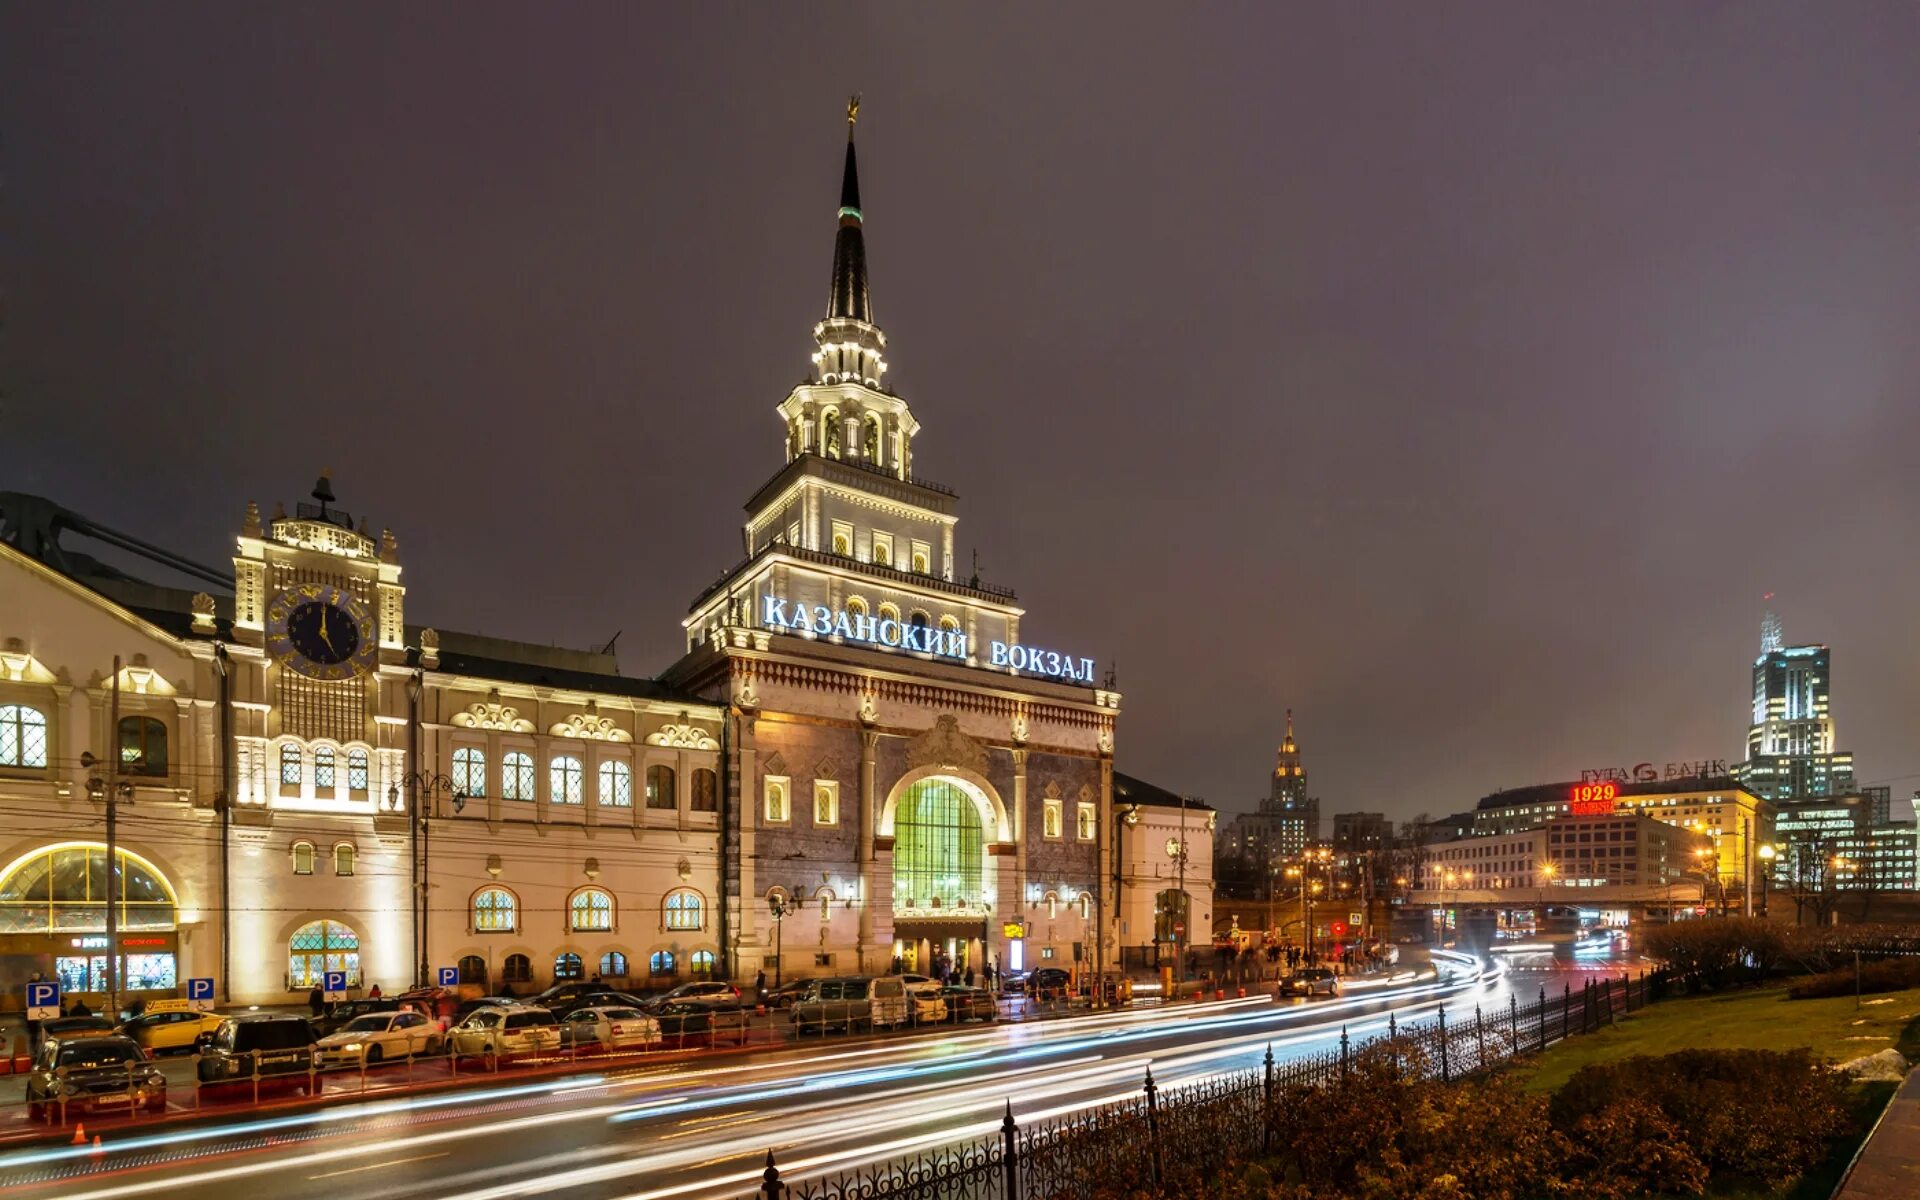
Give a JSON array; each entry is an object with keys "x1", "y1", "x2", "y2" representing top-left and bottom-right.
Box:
[
  {"x1": 117, "y1": 1001, "x2": 225, "y2": 1054},
  {"x1": 32, "y1": 1015, "x2": 115, "y2": 1046},
  {"x1": 790, "y1": 977, "x2": 907, "y2": 1035},
  {"x1": 547, "y1": 988, "x2": 653, "y2": 1019},
  {"x1": 940, "y1": 986, "x2": 998, "y2": 1023},
  {"x1": 1277, "y1": 968, "x2": 1340, "y2": 998},
  {"x1": 1000, "y1": 972, "x2": 1028, "y2": 997},
  {"x1": 907, "y1": 989, "x2": 949, "y2": 1024},
  {"x1": 314, "y1": 1011, "x2": 443, "y2": 1066},
  {"x1": 25, "y1": 1035, "x2": 166, "y2": 1119},
  {"x1": 899, "y1": 973, "x2": 944, "y2": 1000},
  {"x1": 655, "y1": 1001, "x2": 750, "y2": 1045},
  {"x1": 645, "y1": 981, "x2": 740, "y2": 1010},
  {"x1": 313, "y1": 997, "x2": 399, "y2": 1037},
  {"x1": 395, "y1": 985, "x2": 463, "y2": 1023},
  {"x1": 194, "y1": 1013, "x2": 317, "y2": 1084},
  {"x1": 451, "y1": 996, "x2": 521, "y2": 1024},
  {"x1": 527, "y1": 980, "x2": 615, "y2": 1011},
  {"x1": 449, "y1": 1004, "x2": 562, "y2": 1059},
  {"x1": 559, "y1": 1005, "x2": 661, "y2": 1051},
  {"x1": 1026, "y1": 967, "x2": 1072, "y2": 999},
  {"x1": 764, "y1": 978, "x2": 814, "y2": 1009}
]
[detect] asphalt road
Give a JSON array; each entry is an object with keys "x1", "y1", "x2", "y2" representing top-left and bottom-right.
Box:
[{"x1": 0, "y1": 951, "x2": 1633, "y2": 1200}]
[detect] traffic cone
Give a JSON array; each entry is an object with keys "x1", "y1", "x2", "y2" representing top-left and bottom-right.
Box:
[
  {"x1": 91, "y1": 1136, "x2": 102, "y2": 1152},
  {"x1": 70, "y1": 1124, "x2": 86, "y2": 1145}
]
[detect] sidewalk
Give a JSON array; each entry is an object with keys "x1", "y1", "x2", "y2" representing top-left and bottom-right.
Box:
[{"x1": 1836, "y1": 1070, "x2": 1920, "y2": 1200}]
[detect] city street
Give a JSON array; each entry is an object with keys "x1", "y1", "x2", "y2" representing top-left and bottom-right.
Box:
[{"x1": 0, "y1": 952, "x2": 1632, "y2": 1200}]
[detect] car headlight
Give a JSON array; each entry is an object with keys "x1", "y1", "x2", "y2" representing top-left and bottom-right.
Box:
[
  {"x1": 340, "y1": 1043, "x2": 361, "y2": 1053},
  {"x1": 145, "y1": 1071, "x2": 165, "y2": 1086}
]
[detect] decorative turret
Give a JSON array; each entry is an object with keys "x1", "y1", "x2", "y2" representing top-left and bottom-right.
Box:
[
  {"x1": 810, "y1": 95, "x2": 889, "y2": 392},
  {"x1": 1275, "y1": 709, "x2": 1303, "y2": 779}
]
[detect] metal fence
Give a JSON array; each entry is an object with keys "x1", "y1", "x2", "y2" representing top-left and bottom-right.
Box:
[{"x1": 750, "y1": 970, "x2": 1666, "y2": 1200}]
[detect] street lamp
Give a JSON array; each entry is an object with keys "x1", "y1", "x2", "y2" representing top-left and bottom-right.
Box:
[
  {"x1": 767, "y1": 893, "x2": 790, "y2": 989},
  {"x1": 391, "y1": 770, "x2": 468, "y2": 987},
  {"x1": 1756, "y1": 843, "x2": 1777, "y2": 917}
]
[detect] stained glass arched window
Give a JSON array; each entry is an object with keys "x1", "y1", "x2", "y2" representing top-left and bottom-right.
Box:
[
  {"x1": 473, "y1": 887, "x2": 517, "y2": 933},
  {"x1": 570, "y1": 888, "x2": 614, "y2": 932},
  {"x1": 0, "y1": 844, "x2": 178, "y2": 934},
  {"x1": 892, "y1": 779, "x2": 987, "y2": 911},
  {"x1": 288, "y1": 919, "x2": 359, "y2": 989},
  {"x1": 664, "y1": 889, "x2": 703, "y2": 931}
]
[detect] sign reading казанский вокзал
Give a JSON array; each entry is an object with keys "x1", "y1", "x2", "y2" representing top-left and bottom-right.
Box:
[{"x1": 760, "y1": 595, "x2": 1096, "y2": 683}]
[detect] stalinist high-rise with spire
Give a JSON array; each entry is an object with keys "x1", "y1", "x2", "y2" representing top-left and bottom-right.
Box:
[{"x1": 1216, "y1": 710, "x2": 1320, "y2": 869}]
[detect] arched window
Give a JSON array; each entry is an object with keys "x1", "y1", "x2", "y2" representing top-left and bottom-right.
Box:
[
  {"x1": 313, "y1": 746, "x2": 336, "y2": 790},
  {"x1": 1045, "y1": 891, "x2": 1059, "y2": 919},
  {"x1": 1078, "y1": 893, "x2": 1092, "y2": 920},
  {"x1": 457, "y1": 954, "x2": 487, "y2": 983},
  {"x1": 863, "y1": 415, "x2": 882, "y2": 461},
  {"x1": 909, "y1": 610, "x2": 931, "y2": 632},
  {"x1": 692, "y1": 768, "x2": 718, "y2": 813},
  {"x1": 570, "y1": 888, "x2": 614, "y2": 932},
  {"x1": 645, "y1": 764, "x2": 677, "y2": 810},
  {"x1": 473, "y1": 887, "x2": 517, "y2": 933},
  {"x1": 819, "y1": 890, "x2": 834, "y2": 920},
  {"x1": 334, "y1": 844, "x2": 355, "y2": 877},
  {"x1": 913, "y1": 551, "x2": 930, "y2": 574},
  {"x1": 878, "y1": 603, "x2": 900, "y2": 624},
  {"x1": 550, "y1": 756, "x2": 584, "y2": 805},
  {"x1": 292, "y1": 841, "x2": 315, "y2": 876},
  {"x1": 599, "y1": 950, "x2": 629, "y2": 978},
  {"x1": 0, "y1": 705, "x2": 48, "y2": 769},
  {"x1": 833, "y1": 531, "x2": 851, "y2": 555},
  {"x1": 599, "y1": 760, "x2": 633, "y2": 807},
  {"x1": 649, "y1": 950, "x2": 676, "y2": 976},
  {"x1": 820, "y1": 409, "x2": 841, "y2": 458},
  {"x1": 664, "y1": 889, "x2": 703, "y2": 931},
  {"x1": 502, "y1": 953, "x2": 531, "y2": 983},
  {"x1": 279, "y1": 743, "x2": 303, "y2": 788},
  {"x1": 346, "y1": 748, "x2": 369, "y2": 793},
  {"x1": 939, "y1": 615, "x2": 961, "y2": 634},
  {"x1": 117, "y1": 716, "x2": 167, "y2": 777},
  {"x1": 765, "y1": 779, "x2": 789, "y2": 823},
  {"x1": 288, "y1": 920, "x2": 359, "y2": 989},
  {"x1": 892, "y1": 778, "x2": 987, "y2": 911},
  {"x1": 691, "y1": 949, "x2": 716, "y2": 977},
  {"x1": 554, "y1": 952, "x2": 584, "y2": 980},
  {"x1": 846, "y1": 596, "x2": 868, "y2": 618},
  {"x1": 502, "y1": 751, "x2": 534, "y2": 801},
  {"x1": 0, "y1": 844, "x2": 178, "y2": 933},
  {"x1": 453, "y1": 746, "x2": 487, "y2": 798}
]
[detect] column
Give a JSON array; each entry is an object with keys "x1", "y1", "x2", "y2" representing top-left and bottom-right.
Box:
[
  {"x1": 732, "y1": 712, "x2": 762, "y2": 978},
  {"x1": 999, "y1": 749, "x2": 1029, "y2": 973},
  {"x1": 858, "y1": 727, "x2": 878, "y2": 973},
  {"x1": 1096, "y1": 752, "x2": 1113, "y2": 1006}
]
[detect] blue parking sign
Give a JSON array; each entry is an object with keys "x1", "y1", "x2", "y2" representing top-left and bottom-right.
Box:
[
  {"x1": 26, "y1": 981, "x2": 60, "y2": 1021},
  {"x1": 436, "y1": 967, "x2": 457, "y2": 988},
  {"x1": 322, "y1": 971, "x2": 348, "y2": 1002},
  {"x1": 187, "y1": 977, "x2": 216, "y2": 1011}
]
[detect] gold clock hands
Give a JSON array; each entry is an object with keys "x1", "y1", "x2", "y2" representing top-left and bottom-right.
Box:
[{"x1": 318, "y1": 606, "x2": 335, "y2": 652}]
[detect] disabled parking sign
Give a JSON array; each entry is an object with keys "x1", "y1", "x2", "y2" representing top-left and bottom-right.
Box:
[
  {"x1": 323, "y1": 971, "x2": 348, "y2": 1002},
  {"x1": 187, "y1": 977, "x2": 216, "y2": 1011},
  {"x1": 26, "y1": 981, "x2": 59, "y2": 1021}
]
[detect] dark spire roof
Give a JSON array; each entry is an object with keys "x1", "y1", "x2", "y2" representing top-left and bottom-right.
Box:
[{"x1": 828, "y1": 98, "x2": 872, "y2": 324}]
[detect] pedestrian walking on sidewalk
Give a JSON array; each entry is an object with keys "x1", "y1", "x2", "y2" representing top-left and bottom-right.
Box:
[{"x1": 308, "y1": 985, "x2": 324, "y2": 1018}]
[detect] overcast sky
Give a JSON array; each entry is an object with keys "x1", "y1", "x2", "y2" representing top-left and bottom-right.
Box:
[{"x1": 6, "y1": 4, "x2": 1918, "y2": 822}]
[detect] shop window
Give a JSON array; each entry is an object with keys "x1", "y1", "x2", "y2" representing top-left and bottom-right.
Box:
[
  {"x1": 453, "y1": 746, "x2": 487, "y2": 798},
  {"x1": 117, "y1": 716, "x2": 168, "y2": 777},
  {"x1": 664, "y1": 889, "x2": 704, "y2": 931},
  {"x1": 288, "y1": 919, "x2": 360, "y2": 990},
  {"x1": 0, "y1": 705, "x2": 48, "y2": 769},
  {"x1": 502, "y1": 953, "x2": 532, "y2": 983},
  {"x1": 646, "y1": 764, "x2": 677, "y2": 810},
  {"x1": 764, "y1": 777, "x2": 790, "y2": 823},
  {"x1": 554, "y1": 952, "x2": 584, "y2": 980},
  {"x1": 650, "y1": 950, "x2": 676, "y2": 976},
  {"x1": 814, "y1": 780, "x2": 839, "y2": 826},
  {"x1": 550, "y1": 755, "x2": 584, "y2": 805},
  {"x1": 600, "y1": 951, "x2": 628, "y2": 978},
  {"x1": 503, "y1": 751, "x2": 535, "y2": 801},
  {"x1": 691, "y1": 949, "x2": 715, "y2": 977},
  {"x1": 292, "y1": 841, "x2": 315, "y2": 876},
  {"x1": 347, "y1": 748, "x2": 369, "y2": 794},
  {"x1": 457, "y1": 954, "x2": 487, "y2": 983},
  {"x1": 279, "y1": 743, "x2": 303, "y2": 790},
  {"x1": 692, "y1": 768, "x2": 718, "y2": 813},
  {"x1": 599, "y1": 759, "x2": 633, "y2": 807},
  {"x1": 314, "y1": 747, "x2": 336, "y2": 790},
  {"x1": 473, "y1": 886, "x2": 518, "y2": 933},
  {"x1": 571, "y1": 887, "x2": 614, "y2": 932}
]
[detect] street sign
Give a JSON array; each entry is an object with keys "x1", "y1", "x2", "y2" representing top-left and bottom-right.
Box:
[
  {"x1": 1001, "y1": 921, "x2": 1026, "y2": 940},
  {"x1": 25, "y1": 981, "x2": 59, "y2": 1021},
  {"x1": 1349, "y1": 912, "x2": 1364, "y2": 927},
  {"x1": 322, "y1": 971, "x2": 348, "y2": 1002},
  {"x1": 187, "y1": 977, "x2": 216, "y2": 1011},
  {"x1": 436, "y1": 967, "x2": 458, "y2": 988}
]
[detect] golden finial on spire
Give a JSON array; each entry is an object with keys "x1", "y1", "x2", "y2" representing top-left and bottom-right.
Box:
[{"x1": 847, "y1": 93, "x2": 861, "y2": 134}]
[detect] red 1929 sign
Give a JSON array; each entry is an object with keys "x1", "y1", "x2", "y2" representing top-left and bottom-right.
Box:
[{"x1": 1569, "y1": 781, "x2": 1618, "y2": 816}]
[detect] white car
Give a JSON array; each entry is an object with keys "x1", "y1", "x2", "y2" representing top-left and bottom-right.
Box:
[
  {"x1": 450, "y1": 1004, "x2": 562, "y2": 1058},
  {"x1": 560, "y1": 1005, "x2": 661, "y2": 1051},
  {"x1": 315, "y1": 1011, "x2": 441, "y2": 1066},
  {"x1": 899, "y1": 974, "x2": 948, "y2": 1022}
]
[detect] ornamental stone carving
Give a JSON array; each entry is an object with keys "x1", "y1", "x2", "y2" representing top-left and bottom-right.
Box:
[
  {"x1": 763, "y1": 751, "x2": 788, "y2": 776},
  {"x1": 904, "y1": 714, "x2": 989, "y2": 775},
  {"x1": 646, "y1": 722, "x2": 720, "y2": 750},
  {"x1": 550, "y1": 710, "x2": 632, "y2": 742},
  {"x1": 815, "y1": 755, "x2": 840, "y2": 781},
  {"x1": 452, "y1": 690, "x2": 535, "y2": 733},
  {"x1": 1042, "y1": 779, "x2": 1063, "y2": 801},
  {"x1": 1010, "y1": 709, "x2": 1030, "y2": 745}
]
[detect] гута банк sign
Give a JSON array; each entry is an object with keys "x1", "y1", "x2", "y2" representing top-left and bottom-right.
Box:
[{"x1": 760, "y1": 596, "x2": 1096, "y2": 683}]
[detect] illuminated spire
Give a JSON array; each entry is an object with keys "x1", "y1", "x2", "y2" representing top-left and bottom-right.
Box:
[
  {"x1": 1760, "y1": 598, "x2": 1782, "y2": 655},
  {"x1": 828, "y1": 93, "x2": 871, "y2": 324},
  {"x1": 1275, "y1": 709, "x2": 1302, "y2": 777}
]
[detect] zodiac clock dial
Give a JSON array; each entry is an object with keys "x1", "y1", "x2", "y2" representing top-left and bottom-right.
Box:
[{"x1": 265, "y1": 584, "x2": 376, "y2": 680}]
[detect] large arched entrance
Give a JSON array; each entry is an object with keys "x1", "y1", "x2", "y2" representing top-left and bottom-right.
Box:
[
  {"x1": 0, "y1": 842, "x2": 181, "y2": 994},
  {"x1": 889, "y1": 776, "x2": 997, "y2": 979}
]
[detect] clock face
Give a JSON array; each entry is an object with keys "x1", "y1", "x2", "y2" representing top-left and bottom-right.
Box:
[
  {"x1": 1165, "y1": 838, "x2": 1184, "y2": 859},
  {"x1": 266, "y1": 584, "x2": 377, "y2": 680}
]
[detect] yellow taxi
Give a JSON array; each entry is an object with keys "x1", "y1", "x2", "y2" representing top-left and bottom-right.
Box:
[{"x1": 117, "y1": 999, "x2": 226, "y2": 1054}]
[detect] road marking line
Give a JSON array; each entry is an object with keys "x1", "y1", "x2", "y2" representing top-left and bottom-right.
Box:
[{"x1": 305, "y1": 1151, "x2": 449, "y2": 1179}]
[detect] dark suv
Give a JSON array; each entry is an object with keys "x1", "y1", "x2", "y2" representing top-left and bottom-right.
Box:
[
  {"x1": 196, "y1": 1013, "x2": 317, "y2": 1084},
  {"x1": 25, "y1": 1035, "x2": 166, "y2": 1119}
]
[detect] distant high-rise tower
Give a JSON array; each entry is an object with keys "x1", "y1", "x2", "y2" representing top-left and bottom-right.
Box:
[
  {"x1": 1264, "y1": 710, "x2": 1318, "y2": 859},
  {"x1": 1733, "y1": 613, "x2": 1855, "y2": 803}
]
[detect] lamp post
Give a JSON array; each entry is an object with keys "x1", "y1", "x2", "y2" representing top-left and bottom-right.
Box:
[
  {"x1": 1538, "y1": 862, "x2": 1556, "y2": 933},
  {"x1": 1756, "y1": 843, "x2": 1776, "y2": 918},
  {"x1": 391, "y1": 770, "x2": 467, "y2": 988},
  {"x1": 1693, "y1": 846, "x2": 1723, "y2": 917},
  {"x1": 768, "y1": 894, "x2": 789, "y2": 988},
  {"x1": 80, "y1": 657, "x2": 135, "y2": 1017}
]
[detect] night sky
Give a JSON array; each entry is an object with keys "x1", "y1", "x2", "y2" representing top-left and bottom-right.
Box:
[{"x1": 6, "y1": 5, "x2": 1919, "y2": 822}]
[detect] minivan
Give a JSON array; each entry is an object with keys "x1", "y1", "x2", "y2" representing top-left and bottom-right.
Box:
[
  {"x1": 195, "y1": 1013, "x2": 317, "y2": 1083},
  {"x1": 789, "y1": 977, "x2": 907, "y2": 1035}
]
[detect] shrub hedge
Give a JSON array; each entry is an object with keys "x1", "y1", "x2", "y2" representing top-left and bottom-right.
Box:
[{"x1": 1787, "y1": 955, "x2": 1920, "y2": 999}]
